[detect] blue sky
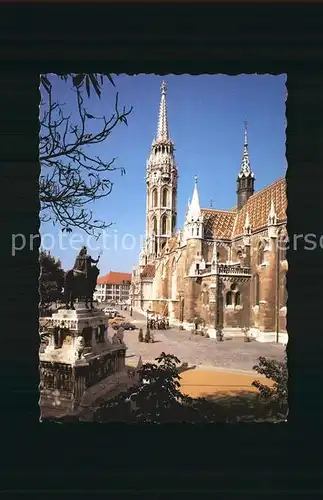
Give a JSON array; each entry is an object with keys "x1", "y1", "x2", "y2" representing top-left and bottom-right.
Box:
[{"x1": 40, "y1": 74, "x2": 287, "y2": 274}]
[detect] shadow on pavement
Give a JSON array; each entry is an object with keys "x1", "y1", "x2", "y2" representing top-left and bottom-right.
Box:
[{"x1": 199, "y1": 390, "x2": 287, "y2": 422}]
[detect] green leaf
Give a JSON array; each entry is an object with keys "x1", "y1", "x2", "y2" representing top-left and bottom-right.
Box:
[
  {"x1": 89, "y1": 74, "x2": 101, "y2": 98},
  {"x1": 40, "y1": 74, "x2": 52, "y2": 94},
  {"x1": 72, "y1": 74, "x2": 85, "y2": 88},
  {"x1": 105, "y1": 74, "x2": 116, "y2": 87},
  {"x1": 85, "y1": 76, "x2": 90, "y2": 98}
]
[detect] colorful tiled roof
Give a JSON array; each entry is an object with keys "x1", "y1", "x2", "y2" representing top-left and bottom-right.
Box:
[
  {"x1": 233, "y1": 177, "x2": 287, "y2": 237},
  {"x1": 97, "y1": 271, "x2": 132, "y2": 285},
  {"x1": 200, "y1": 177, "x2": 286, "y2": 240},
  {"x1": 140, "y1": 264, "x2": 156, "y2": 278},
  {"x1": 201, "y1": 209, "x2": 237, "y2": 239}
]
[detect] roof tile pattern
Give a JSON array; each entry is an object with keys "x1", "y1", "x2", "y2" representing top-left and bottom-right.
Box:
[
  {"x1": 233, "y1": 177, "x2": 286, "y2": 237},
  {"x1": 201, "y1": 177, "x2": 286, "y2": 240},
  {"x1": 140, "y1": 264, "x2": 156, "y2": 278},
  {"x1": 201, "y1": 209, "x2": 236, "y2": 239},
  {"x1": 97, "y1": 271, "x2": 132, "y2": 285}
]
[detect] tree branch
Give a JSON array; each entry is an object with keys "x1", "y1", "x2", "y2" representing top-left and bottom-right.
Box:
[{"x1": 39, "y1": 74, "x2": 133, "y2": 236}]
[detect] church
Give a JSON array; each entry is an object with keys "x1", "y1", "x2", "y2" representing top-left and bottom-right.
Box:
[{"x1": 131, "y1": 81, "x2": 287, "y2": 344}]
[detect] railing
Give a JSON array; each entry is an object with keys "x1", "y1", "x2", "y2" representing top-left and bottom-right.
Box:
[
  {"x1": 218, "y1": 264, "x2": 251, "y2": 275},
  {"x1": 195, "y1": 265, "x2": 251, "y2": 276},
  {"x1": 197, "y1": 267, "x2": 212, "y2": 275}
]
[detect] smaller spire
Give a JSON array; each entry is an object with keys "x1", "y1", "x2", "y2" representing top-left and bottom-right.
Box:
[
  {"x1": 212, "y1": 240, "x2": 218, "y2": 269},
  {"x1": 238, "y1": 121, "x2": 253, "y2": 178},
  {"x1": 187, "y1": 176, "x2": 201, "y2": 220},
  {"x1": 268, "y1": 199, "x2": 278, "y2": 226},
  {"x1": 269, "y1": 199, "x2": 276, "y2": 217},
  {"x1": 243, "y1": 211, "x2": 251, "y2": 235}
]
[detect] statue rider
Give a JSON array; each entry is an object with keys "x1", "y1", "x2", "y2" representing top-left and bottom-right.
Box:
[{"x1": 73, "y1": 246, "x2": 99, "y2": 279}]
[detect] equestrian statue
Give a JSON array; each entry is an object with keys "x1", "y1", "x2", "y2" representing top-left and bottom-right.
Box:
[{"x1": 64, "y1": 246, "x2": 101, "y2": 309}]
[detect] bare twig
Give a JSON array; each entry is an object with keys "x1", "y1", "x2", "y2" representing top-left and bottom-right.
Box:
[{"x1": 39, "y1": 74, "x2": 132, "y2": 236}]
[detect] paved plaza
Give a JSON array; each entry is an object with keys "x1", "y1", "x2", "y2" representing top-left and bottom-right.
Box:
[{"x1": 112, "y1": 308, "x2": 286, "y2": 374}]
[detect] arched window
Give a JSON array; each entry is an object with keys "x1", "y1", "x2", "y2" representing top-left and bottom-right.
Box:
[
  {"x1": 152, "y1": 189, "x2": 158, "y2": 207},
  {"x1": 254, "y1": 274, "x2": 260, "y2": 305},
  {"x1": 237, "y1": 250, "x2": 243, "y2": 261},
  {"x1": 257, "y1": 241, "x2": 264, "y2": 266},
  {"x1": 235, "y1": 291, "x2": 241, "y2": 306},
  {"x1": 162, "y1": 188, "x2": 168, "y2": 207},
  {"x1": 226, "y1": 291, "x2": 233, "y2": 306},
  {"x1": 152, "y1": 217, "x2": 157, "y2": 234},
  {"x1": 161, "y1": 215, "x2": 167, "y2": 235}
]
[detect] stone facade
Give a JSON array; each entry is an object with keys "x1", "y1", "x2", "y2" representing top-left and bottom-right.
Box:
[{"x1": 131, "y1": 83, "x2": 287, "y2": 344}]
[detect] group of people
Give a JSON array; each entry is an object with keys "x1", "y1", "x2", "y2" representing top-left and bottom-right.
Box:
[{"x1": 147, "y1": 315, "x2": 169, "y2": 330}]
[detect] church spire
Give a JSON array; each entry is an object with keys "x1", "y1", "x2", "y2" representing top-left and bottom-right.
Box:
[
  {"x1": 187, "y1": 176, "x2": 201, "y2": 220},
  {"x1": 184, "y1": 176, "x2": 204, "y2": 241},
  {"x1": 268, "y1": 198, "x2": 278, "y2": 238},
  {"x1": 244, "y1": 212, "x2": 251, "y2": 235},
  {"x1": 238, "y1": 121, "x2": 253, "y2": 178},
  {"x1": 236, "y1": 121, "x2": 255, "y2": 210},
  {"x1": 144, "y1": 81, "x2": 178, "y2": 260},
  {"x1": 156, "y1": 80, "x2": 169, "y2": 142}
]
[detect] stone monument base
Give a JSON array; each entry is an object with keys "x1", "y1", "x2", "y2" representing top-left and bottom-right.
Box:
[
  {"x1": 40, "y1": 369, "x2": 136, "y2": 421},
  {"x1": 39, "y1": 306, "x2": 128, "y2": 420}
]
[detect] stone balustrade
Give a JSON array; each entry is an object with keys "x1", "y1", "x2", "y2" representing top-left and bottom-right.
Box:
[
  {"x1": 195, "y1": 264, "x2": 251, "y2": 277},
  {"x1": 218, "y1": 264, "x2": 251, "y2": 275}
]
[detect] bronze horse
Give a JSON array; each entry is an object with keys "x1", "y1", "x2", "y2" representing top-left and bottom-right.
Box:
[{"x1": 64, "y1": 265, "x2": 100, "y2": 310}]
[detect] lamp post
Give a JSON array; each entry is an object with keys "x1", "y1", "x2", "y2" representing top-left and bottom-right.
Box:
[
  {"x1": 178, "y1": 290, "x2": 184, "y2": 327},
  {"x1": 275, "y1": 237, "x2": 280, "y2": 343},
  {"x1": 215, "y1": 270, "x2": 224, "y2": 341}
]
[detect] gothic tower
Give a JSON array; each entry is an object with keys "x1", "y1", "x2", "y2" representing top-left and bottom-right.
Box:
[
  {"x1": 237, "y1": 122, "x2": 255, "y2": 210},
  {"x1": 144, "y1": 81, "x2": 178, "y2": 261}
]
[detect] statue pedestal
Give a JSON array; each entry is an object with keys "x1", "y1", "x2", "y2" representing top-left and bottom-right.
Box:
[
  {"x1": 48, "y1": 306, "x2": 108, "y2": 332},
  {"x1": 39, "y1": 307, "x2": 127, "y2": 419}
]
